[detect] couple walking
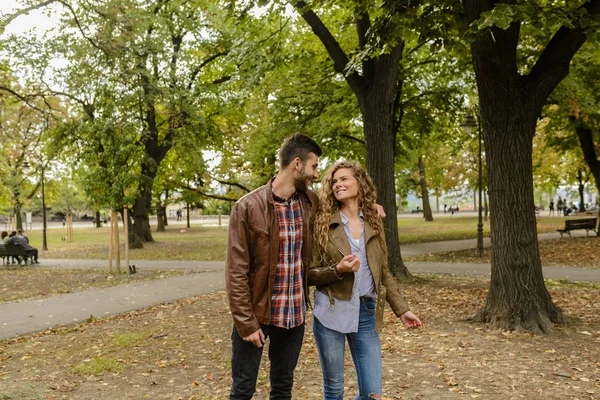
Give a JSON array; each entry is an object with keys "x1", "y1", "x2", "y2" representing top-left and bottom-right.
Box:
[{"x1": 225, "y1": 134, "x2": 422, "y2": 399}]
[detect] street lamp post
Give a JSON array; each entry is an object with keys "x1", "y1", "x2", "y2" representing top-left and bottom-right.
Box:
[
  {"x1": 462, "y1": 114, "x2": 484, "y2": 257},
  {"x1": 41, "y1": 164, "x2": 47, "y2": 251}
]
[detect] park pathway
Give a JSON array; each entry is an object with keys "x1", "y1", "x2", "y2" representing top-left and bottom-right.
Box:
[{"x1": 1, "y1": 232, "x2": 598, "y2": 340}]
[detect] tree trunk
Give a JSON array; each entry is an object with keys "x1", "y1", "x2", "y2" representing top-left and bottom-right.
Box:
[
  {"x1": 459, "y1": 0, "x2": 597, "y2": 333},
  {"x1": 484, "y1": 190, "x2": 489, "y2": 222},
  {"x1": 575, "y1": 124, "x2": 600, "y2": 234},
  {"x1": 126, "y1": 210, "x2": 142, "y2": 249},
  {"x1": 95, "y1": 210, "x2": 102, "y2": 228},
  {"x1": 578, "y1": 182, "x2": 586, "y2": 212},
  {"x1": 417, "y1": 155, "x2": 433, "y2": 221},
  {"x1": 470, "y1": 97, "x2": 563, "y2": 333},
  {"x1": 163, "y1": 207, "x2": 168, "y2": 227},
  {"x1": 132, "y1": 182, "x2": 155, "y2": 246},
  {"x1": 186, "y1": 202, "x2": 191, "y2": 228},
  {"x1": 359, "y1": 51, "x2": 411, "y2": 279},
  {"x1": 14, "y1": 202, "x2": 23, "y2": 231},
  {"x1": 156, "y1": 202, "x2": 165, "y2": 232}
]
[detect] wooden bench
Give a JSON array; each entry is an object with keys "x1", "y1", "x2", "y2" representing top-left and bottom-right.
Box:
[
  {"x1": 411, "y1": 209, "x2": 423, "y2": 214},
  {"x1": 557, "y1": 218, "x2": 598, "y2": 238},
  {"x1": 0, "y1": 243, "x2": 31, "y2": 265}
]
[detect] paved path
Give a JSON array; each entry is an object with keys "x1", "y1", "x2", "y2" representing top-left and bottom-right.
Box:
[{"x1": 1, "y1": 232, "x2": 598, "y2": 340}]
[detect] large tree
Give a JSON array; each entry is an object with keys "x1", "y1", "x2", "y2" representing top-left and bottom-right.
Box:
[
  {"x1": 4, "y1": 0, "x2": 234, "y2": 247},
  {"x1": 463, "y1": 0, "x2": 600, "y2": 333},
  {"x1": 290, "y1": 1, "x2": 460, "y2": 277}
]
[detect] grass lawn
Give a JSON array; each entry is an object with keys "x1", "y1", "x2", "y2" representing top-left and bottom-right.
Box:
[
  {"x1": 22, "y1": 216, "x2": 570, "y2": 261},
  {"x1": 1, "y1": 277, "x2": 598, "y2": 399}
]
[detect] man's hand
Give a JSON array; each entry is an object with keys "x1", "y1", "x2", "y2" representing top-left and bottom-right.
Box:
[
  {"x1": 374, "y1": 204, "x2": 386, "y2": 218},
  {"x1": 337, "y1": 254, "x2": 360, "y2": 274},
  {"x1": 400, "y1": 311, "x2": 423, "y2": 329},
  {"x1": 243, "y1": 329, "x2": 266, "y2": 348}
]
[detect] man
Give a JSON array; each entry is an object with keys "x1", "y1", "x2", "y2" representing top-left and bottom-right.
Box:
[
  {"x1": 226, "y1": 133, "x2": 322, "y2": 399},
  {"x1": 7, "y1": 229, "x2": 39, "y2": 264}
]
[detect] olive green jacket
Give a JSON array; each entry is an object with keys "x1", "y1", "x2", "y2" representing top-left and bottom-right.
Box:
[{"x1": 308, "y1": 212, "x2": 410, "y2": 333}]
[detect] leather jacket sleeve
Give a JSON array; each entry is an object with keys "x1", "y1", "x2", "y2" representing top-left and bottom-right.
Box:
[
  {"x1": 381, "y1": 260, "x2": 410, "y2": 317},
  {"x1": 307, "y1": 242, "x2": 343, "y2": 287},
  {"x1": 225, "y1": 202, "x2": 260, "y2": 338}
]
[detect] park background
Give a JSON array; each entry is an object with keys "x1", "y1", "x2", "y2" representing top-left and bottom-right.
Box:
[{"x1": 1, "y1": 1, "x2": 600, "y2": 399}]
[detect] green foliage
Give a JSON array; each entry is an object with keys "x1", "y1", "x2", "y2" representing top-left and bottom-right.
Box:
[{"x1": 538, "y1": 41, "x2": 600, "y2": 192}]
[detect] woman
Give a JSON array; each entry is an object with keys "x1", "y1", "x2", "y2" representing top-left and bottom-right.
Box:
[{"x1": 309, "y1": 161, "x2": 422, "y2": 400}]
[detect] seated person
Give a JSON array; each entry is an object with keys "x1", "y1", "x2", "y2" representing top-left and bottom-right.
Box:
[
  {"x1": 7, "y1": 230, "x2": 39, "y2": 264},
  {"x1": 2, "y1": 231, "x2": 20, "y2": 264}
]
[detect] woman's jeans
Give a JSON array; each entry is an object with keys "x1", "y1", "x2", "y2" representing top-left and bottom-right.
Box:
[{"x1": 313, "y1": 297, "x2": 382, "y2": 400}]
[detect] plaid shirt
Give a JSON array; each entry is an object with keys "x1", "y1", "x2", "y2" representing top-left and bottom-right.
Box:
[{"x1": 270, "y1": 191, "x2": 305, "y2": 329}]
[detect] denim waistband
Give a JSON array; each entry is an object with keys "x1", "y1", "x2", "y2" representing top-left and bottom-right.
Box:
[{"x1": 360, "y1": 296, "x2": 376, "y2": 303}]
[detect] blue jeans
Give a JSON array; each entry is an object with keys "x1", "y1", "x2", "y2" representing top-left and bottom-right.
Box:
[{"x1": 313, "y1": 297, "x2": 382, "y2": 400}]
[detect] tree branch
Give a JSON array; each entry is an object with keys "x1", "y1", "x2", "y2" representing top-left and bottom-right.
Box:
[
  {"x1": 1, "y1": 0, "x2": 58, "y2": 28},
  {"x1": 0, "y1": 85, "x2": 48, "y2": 114},
  {"x1": 182, "y1": 186, "x2": 239, "y2": 201},
  {"x1": 526, "y1": 0, "x2": 600, "y2": 102},
  {"x1": 212, "y1": 76, "x2": 232, "y2": 85},
  {"x1": 357, "y1": 12, "x2": 375, "y2": 83},
  {"x1": 188, "y1": 51, "x2": 229, "y2": 90},
  {"x1": 212, "y1": 178, "x2": 251, "y2": 193},
  {"x1": 294, "y1": 1, "x2": 365, "y2": 94},
  {"x1": 57, "y1": 0, "x2": 108, "y2": 55},
  {"x1": 342, "y1": 134, "x2": 365, "y2": 145},
  {"x1": 574, "y1": 121, "x2": 600, "y2": 190}
]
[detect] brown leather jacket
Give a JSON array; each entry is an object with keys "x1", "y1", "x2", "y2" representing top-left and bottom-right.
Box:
[
  {"x1": 308, "y1": 212, "x2": 410, "y2": 333},
  {"x1": 225, "y1": 180, "x2": 319, "y2": 338}
]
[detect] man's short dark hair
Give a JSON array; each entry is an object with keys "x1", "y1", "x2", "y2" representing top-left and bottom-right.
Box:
[
  {"x1": 279, "y1": 134, "x2": 322, "y2": 168},
  {"x1": 17, "y1": 229, "x2": 23, "y2": 234}
]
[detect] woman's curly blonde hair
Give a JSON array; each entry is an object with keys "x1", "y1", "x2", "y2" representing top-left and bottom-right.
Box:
[{"x1": 314, "y1": 160, "x2": 388, "y2": 261}]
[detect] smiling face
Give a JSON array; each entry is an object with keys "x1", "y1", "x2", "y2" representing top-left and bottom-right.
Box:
[
  {"x1": 331, "y1": 167, "x2": 360, "y2": 204},
  {"x1": 294, "y1": 152, "x2": 319, "y2": 191}
]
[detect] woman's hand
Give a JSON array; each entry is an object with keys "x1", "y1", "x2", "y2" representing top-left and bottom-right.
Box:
[
  {"x1": 336, "y1": 254, "x2": 360, "y2": 274},
  {"x1": 400, "y1": 311, "x2": 423, "y2": 329}
]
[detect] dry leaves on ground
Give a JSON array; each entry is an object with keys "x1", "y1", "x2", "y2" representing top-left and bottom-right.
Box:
[{"x1": 1, "y1": 277, "x2": 599, "y2": 399}]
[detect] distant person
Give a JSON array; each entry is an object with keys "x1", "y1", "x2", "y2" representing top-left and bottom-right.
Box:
[
  {"x1": 549, "y1": 199, "x2": 555, "y2": 216},
  {"x1": 176, "y1": 209, "x2": 182, "y2": 221},
  {"x1": 7, "y1": 230, "x2": 39, "y2": 264},
  {"x1": 17, "y1": 229, "x2": 29, "y2": 244},
  {"x1": 443, "y1": 203, "x2": 447, "y2": 214},
  {"x1": 557, "y1": 197, "x2": 563, "y2": 216}
]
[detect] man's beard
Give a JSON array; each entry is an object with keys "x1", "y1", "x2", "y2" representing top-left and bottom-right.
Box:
[{"x1": 294, "y1": 170, "x2": 311, "y2": 191}]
